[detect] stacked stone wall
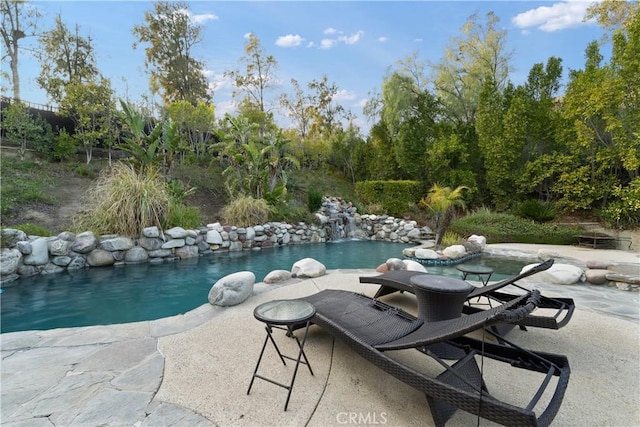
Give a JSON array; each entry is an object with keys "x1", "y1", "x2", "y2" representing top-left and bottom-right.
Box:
[{"x1": 1, "y1": 197, "x2": 433, "y2": 284}]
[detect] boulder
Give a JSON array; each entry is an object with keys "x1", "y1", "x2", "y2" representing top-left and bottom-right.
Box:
[
  {"x1": 1, "y1": 228, "x2": 27, "y2": 245},
  {"x1": 385, "y1": 258, "x2": 405, "y2": 271},
  {"x1": 403, "y1": 259, "x2": 428, "y2": 272},
  {"x1": 22, "y1": 238, "x2": 49, "y2": 266},
  {"x1": 42, "y1": 263, "x2": 65, "y2": 275},
  {"x1": 208, "y1": 271, "x2": 255, "y2": 306},
  {"x1": 521, "y1": 263, "x2": 584, "y2": 285},
  {"x1": 57, "y1": 231, "x2": 76, "y2": 241},
  {"x1": 414, "y1": 248, "x2": 439, "y2": 260},
  {"x1": 0, "y1": 248, "x2": 22, "y2": 275},
  {"x1": 586, "y1": 259, "x2": 613, "y2": 269},
  {"x1": 67, "y1": 256, "x2": 86, "y2": 270},
  {"x1": 291, "y1": 258, "x2": 326, "y2": 278},
  {"x1": 124, "y1": 247, "x2": 149, "y2": 264},
  {"x1": 48, "y1": 238, "x2": 71, "y2": 256},
  {"x1": 162, "y1": 239, "x2": 185, "y2": 249},
  {"x1": 175, "y1": 245, "x2": 199, "y2": 259},
  {"x1": 143, "y1": 226, "x2": 160, "y2": 238},
  {"x1": 86, "y1": 249, "x2": 116, "y2": 267},
  {"x1": 206, "y1": 230, "x2": 223, "y2": 245},
  {"x1": 263, "y1": 270, "x2": 293, "y2": 284},
  {"x1": 16, "y1": 241, "x2": 32, "y2": 255},
  {"x1": 71, "y1": 232, "x2": 98, "y2": 253},
  {"x1": 442, "y1": 245, "x2": 466, "y2": 259},
  {"x1": 585, "y1": 269, "x2": 610, "y2": 285},
  {"x1": 100, "y1": 237, "x2": 134, "y2": 252},
  {"x1": 138, "y1": 236, "x2": 162, "y2": 251},
  {"x1": 537, "y1": 249, "x2": 561, "y2": 261},
  {"x1": 52, "y1": 256, "x2": 72, "y2": 267},
  {"x1": 467, "y1": 235, "x2": 486, "y2": 250},
  {"x1": 165, "y1": 227, "x2": 188, "y2": 239}
]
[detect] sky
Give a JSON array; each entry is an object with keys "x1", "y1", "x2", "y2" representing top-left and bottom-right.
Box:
[{"x1": 6, "y1": 1, "x2": 608, "y2": 135}]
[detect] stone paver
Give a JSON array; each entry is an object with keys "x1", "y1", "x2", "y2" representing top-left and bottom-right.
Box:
[{"x1": 1, "y1": 245, "x2": 638, "y2": 426}]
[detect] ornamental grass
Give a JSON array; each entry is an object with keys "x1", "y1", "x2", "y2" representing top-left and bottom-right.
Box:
[{"x1": 73, "y1": 162, "x2": 169, "y2": 236}]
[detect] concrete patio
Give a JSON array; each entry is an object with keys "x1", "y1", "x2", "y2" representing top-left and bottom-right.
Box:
[{"x1": 1, "y1": 245, "x2": 639, "y2": 426}]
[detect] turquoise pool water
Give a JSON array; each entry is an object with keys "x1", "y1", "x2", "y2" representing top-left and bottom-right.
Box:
[
  {"x1": 0, "y1": 241, "x2": 527, "y2": 333},
  {"x1": 1, "y1": 241, "x2": 410, "y2": 333}
]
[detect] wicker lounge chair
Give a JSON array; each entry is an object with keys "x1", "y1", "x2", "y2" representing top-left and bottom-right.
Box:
[
  {"x1": 296, "y1": 288, "x2": 570, "y2": 426},
  {"x1": 360, "y1": 259, "x2": 575, "y2": 333}
]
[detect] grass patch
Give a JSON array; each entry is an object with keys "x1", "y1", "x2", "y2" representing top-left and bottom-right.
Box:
[
  {"x1": 451, "y1": 207, "x2": 584, "y2": 245},
  {"x1": 0, "y1": 157, "x2": 56, "y2": 217}
]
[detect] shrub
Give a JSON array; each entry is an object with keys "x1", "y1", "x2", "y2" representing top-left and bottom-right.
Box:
[
  {"x1": 165, "y1": 201, "x2": 202, "y2": 229},
  {"x1": 601, "y1": 178, "x2": 640, "y2": 229},
  {"x1": 451, "y1": 208, "x2": 583, "y2": 245},
  {"x1": 221, "y1": 195, "x2": 271, "y2": 227},
  {"x1": 441, "y1": 231, "x2": 462, "y2": 248},
  {"x1": 364, "y1": 202, "x2": 386, "y2": 215},
  {"x1": 73, "y1": 162, "x2": 169, "y2": 236},
  {"x1": 514, "y1": 199, "x2": 557, "y2": 222},
  {"x1": 307, "y1": 188, "x2": 324, "y2": 213},
  {"x1": 355, "y1": 180, "x2": 425, "y2": 216},
  {"x1": 52, "y1": 129, "x2": 77, "y2": 161}
]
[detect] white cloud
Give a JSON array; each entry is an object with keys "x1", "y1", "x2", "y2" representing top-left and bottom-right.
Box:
[
  {"x1": 306, "y1": 41, "x2": 315, "y2": 48},
  {"x1": 378, "y1": 36, "x2": 388, "y2": 43},
  {"x1": 244, "y1": 32, "x2": 253, "y2": 39},
  {"x1": 333, "y1": 89, "x2": 357, "y2": 102},
  {"x1": 320, "y1": 38, "x2": 336, "y2": 49},
  {"x1": 317, "y1": 29, "x2": 364, "y2": 49},
  {"x1": 512, "y1": 1, "x2": 595, "y2": 32},
  {"x1": 176, "y1": 8, "x2": 218, "y2": 24},
  {"x1": 276, "y1": 34, "x2": 304, "y2": 47},
  {"x1": 356, "y1": 98, "x2": 369, "y2": 108},
  {"x1": 191, "y1": 13, "x2": 218, "y2": 24},
  {"x1": 324, "y1": 27, "x2": 337, "y2": 35},
  {"x1": 338, "y1": 30, "x2": 364, "y2": 45},
  {"x1": 214, "y1": 100, "x2": 237, "y2": 117},
  {"x1": 414, "y1": 38, "x2": 424, "y2": 43},
  {"x1": 205, "y1": 71, "x2": 234, "y2": 92}
]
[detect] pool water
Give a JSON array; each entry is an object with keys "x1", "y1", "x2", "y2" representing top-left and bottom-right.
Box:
[
  {"x1": 0, "y1": 241, "x2": 529, "y2": 333},
  {"x1": 1, "y1": 241, "x2": 410, "y2": 333}
]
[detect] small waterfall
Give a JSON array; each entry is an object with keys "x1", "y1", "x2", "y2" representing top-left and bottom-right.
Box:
[
  {"x1": 329, "y1": 219, "x2": 342, "y2": 241},
  {"x1": 320, "y1": 196, "x2": 358, "y2": 242}
]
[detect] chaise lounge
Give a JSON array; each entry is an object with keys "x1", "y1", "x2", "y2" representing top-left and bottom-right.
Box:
[
  {"x1": 295, "y1": 285, "x2": 570, "y2": 426},
  {"x1": 359, "y1": 259, "x2": 575, "y2": 334}
]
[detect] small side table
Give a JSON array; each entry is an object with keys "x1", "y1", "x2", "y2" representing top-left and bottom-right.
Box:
[
  {"x1": 247, "y1": 299, "x2": 316, "y2": 411},
  {"x1": 456, "y1": 264, "x2": 494, "y2": 307},
  {"x1": 409, "y1": 275, "x2": 474, "y2": 322}
]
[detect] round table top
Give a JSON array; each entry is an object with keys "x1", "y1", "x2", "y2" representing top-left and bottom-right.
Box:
[
  {"x1": 254, "y1": 300, "x2": 316, "y2": 325},
  {"x1": 410, "y1": 274, "x2": 474, "y2": 294},
  {"x1": 455, "y1": 264, "x2": 494, "y2": 275}
]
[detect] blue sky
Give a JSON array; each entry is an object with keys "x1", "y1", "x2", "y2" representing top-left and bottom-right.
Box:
[{"x1": 10, "y1": 1, "x2": 607, "y2": 133}]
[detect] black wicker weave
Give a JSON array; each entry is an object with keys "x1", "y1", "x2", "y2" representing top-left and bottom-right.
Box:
[
  {"x1": 297, "y1": 288, "x2": 570, "y2": 427},
  {"x1": 360, "y1": 259, "x2": 575, "y2": 332}
]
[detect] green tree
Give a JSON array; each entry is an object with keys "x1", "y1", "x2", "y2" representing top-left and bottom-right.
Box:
[
  {"x1": 59, "y1": 78, "x2": 116, "y2": 164},
  {"x1": 279, "y1": 78, "x2": 314, "y2": 140},
  {"x1": 36, "y1": 15, "x2": 98, "y2": 102},
  {"x1": 419, "y1": 184, "x2": 468, "y2": 249},
  {"x1": 226, "y1": 32, "x2": 277, "y2": 115},
  {"x1": 1, "y1": 0, "x2": 40, "y2": 100},
  {"x1": 433, "y1": 12, "x2": 512, "y2": 126},
  {"x1": 133, "y1": 1, "x2": 210, "y2": 104},
  {"x1": 307, "y1": 75, "x2": 345, "y2": 138},
  {"x1": 1, "y1": 101, "x2": 51, "y2": 160},
  {"x1": 166, "y1": 100, "x2": 215, "y2": 160}
]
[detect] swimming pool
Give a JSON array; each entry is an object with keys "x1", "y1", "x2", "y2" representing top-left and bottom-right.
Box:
[
  {"x1": 0, "y1": 240, "x2": 530, "y2": 333},
  {"x1": 0, "y1": 241, "x2": 411, "y2": 333}
]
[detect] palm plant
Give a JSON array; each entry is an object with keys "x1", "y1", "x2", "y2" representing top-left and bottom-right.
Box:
[{"x1": 420, "y1": 184, "x2": 468, "y2": 249}]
